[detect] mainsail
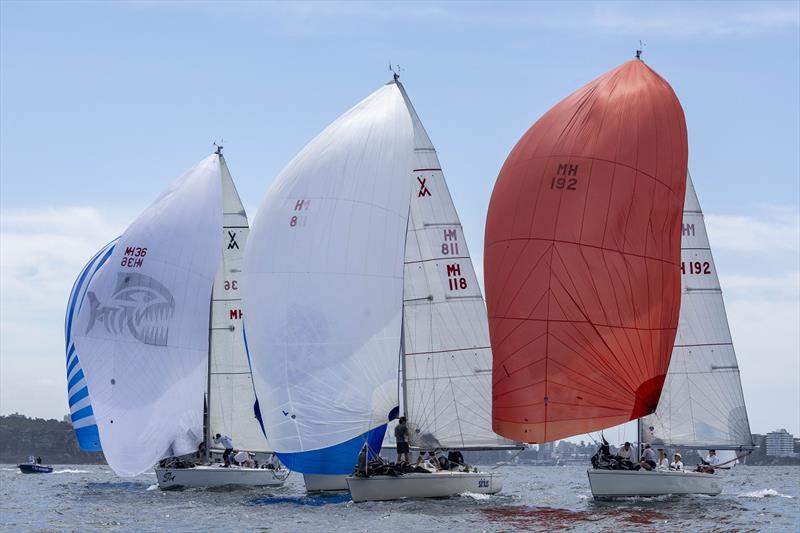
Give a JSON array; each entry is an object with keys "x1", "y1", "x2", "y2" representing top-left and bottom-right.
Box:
[
  {"x1": 485, "y1": 59, "x2": 689, "y2": 443},
  {"x1": 242, "y1": 82, "x2": 415, "y2": 475},
  {"x1": 396, "y1": 82, "x2": 519, "y2": 450},
  {"x1": 641, "y1": 174, "x2": 753, "y2": 450},
  {"x1": 207, "y1": 155, "x2": 271, "y2": 452},
  {"x1": 70, "y1": 154, "x2": 224, "y2": 476}
]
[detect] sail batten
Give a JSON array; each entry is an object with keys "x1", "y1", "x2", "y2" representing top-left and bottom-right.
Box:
[{"x1": 486, "y1": 60, "x2": 688, "y2": 443}]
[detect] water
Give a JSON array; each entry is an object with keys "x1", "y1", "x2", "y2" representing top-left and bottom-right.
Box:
[{"x1": 2, "y1": 465, "x2": 798, "y2": 531}]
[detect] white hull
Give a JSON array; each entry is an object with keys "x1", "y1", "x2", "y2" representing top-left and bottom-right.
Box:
[
  {"x1": 346, "y1": 471, "x2": 503, "y2": 502},
  {"x1": 587, "y1": 469, "x2": 722, "y2": 498},
  {"x1": 303, "y1": 473, "x2": 349, "y2": 492},
  {"x1": 155, "y1": 465, "x2": 287, "y2": 489}
]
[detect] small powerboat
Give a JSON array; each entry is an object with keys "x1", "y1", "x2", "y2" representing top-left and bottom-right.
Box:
[{"x1": 18, "y1": 456, "x2": 53, "y2": 474}]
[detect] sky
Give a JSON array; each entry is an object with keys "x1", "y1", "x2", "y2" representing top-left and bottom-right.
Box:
[{"x1": 1, "y1": 1, "x2": 798, "y2": 442}]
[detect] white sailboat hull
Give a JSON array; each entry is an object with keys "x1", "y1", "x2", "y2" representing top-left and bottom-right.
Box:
[
  {"x1": 155, "y1": 465, "x2": 287, "y2": 489},
  {"x1": 587, "y1": 469, "x2": 722, "y2": 498},
  {"x1": 346, "y1": 471, "x2": 503, "y2": 502},
  {"x1": 303, "y1": 473, "x2": 349, "y2": 492}
]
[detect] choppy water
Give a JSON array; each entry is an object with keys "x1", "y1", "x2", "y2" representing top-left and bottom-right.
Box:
[{"x1": 1, "y1": 464, "x2": 798, "y2": 532}]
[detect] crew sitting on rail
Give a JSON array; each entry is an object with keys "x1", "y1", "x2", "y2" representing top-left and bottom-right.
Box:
[
  {"x1": 669, "y1": 452, "x2": 683, "y2": 471},
  {"x1": 637, "y1": 444, "x2": 657, "y2": 471},
  {"x1": 656, "y1": 449, "x2": 669, "y2": 469},
  {"x1": 447, "y1": 449, "x2": 465, "y2": 470},
  {"x1": 617, "y1": 442, "x2": 634, "y2": 466},
  {"x1": 696, "y1": 449, "x2": 720, "y2": 473}
]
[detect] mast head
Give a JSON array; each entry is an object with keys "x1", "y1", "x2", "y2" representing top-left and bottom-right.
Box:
[
  {"x1": 388, "y1": 63, "x2": 404, "y2": 83},
  {"x1": 635, "y1": 40, "x2": 645, "y2": 60},
  {"x1": 213, "y1": 141, "x2": 224, "y2": 155}
]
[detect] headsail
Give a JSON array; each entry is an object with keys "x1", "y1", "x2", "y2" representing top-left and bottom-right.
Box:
[
  {"x1": 396, "y1": 82, "x2": 520, "y2": 450},
  {"x1": 71, "y1": 154, "x2": 224, "y2": 476},
  {"x1": 207, "y1": 155, "x2": 271, "y2": 452},
  {"x1": 485, "y1": 60, "x2": 688, "y2": 443},
  {"x1": 242, "y1": 82, "x2": 415, "y2": 474},
  {"x1": 641, "y1": 174, "x2": 753, "y2": 450}
]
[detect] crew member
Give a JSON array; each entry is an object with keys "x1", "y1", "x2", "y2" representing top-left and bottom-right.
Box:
[
  {"x1": 618, "y1": 442, "x2": 634, "y2": 463},
  {"x1": 213, "y1": 433, "x2": 234, "y2": 467},
  {"x1": 670, "y1": 452, "x2": 683, "y2": 471},
  {"x1": 394, "y1": 417, "x2": 411, "y2": 463}
]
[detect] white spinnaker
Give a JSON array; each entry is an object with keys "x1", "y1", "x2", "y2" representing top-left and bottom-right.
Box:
[
  {"x1": 397, "y1": 82, "x2": 519, "y2": 450},
  {"x1": 208, "y1": 155, "x2": 271, "y2": 452},
  {"x1": 642, "y1": 174, "x2": 752, "y2": 450},
  {"x1": 73, "y1": 154, "x2": 223, "y2": 476},
  {"x1": 243, "y1": 83, "x2": 415, "y2": 454}
]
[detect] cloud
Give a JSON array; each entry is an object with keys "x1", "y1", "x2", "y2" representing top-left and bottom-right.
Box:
[
  {"x1": 0, "y1": 207, "x2": 127, "y2": 418},
  {"x1": 705, "y1": 207, "x2": 799, "y2": 254}
]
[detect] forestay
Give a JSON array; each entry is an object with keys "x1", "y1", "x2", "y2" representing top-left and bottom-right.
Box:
[
  {"x1": 641, "y1": 174, "x2": 753, "y2": 450},
  {"x1": 65, "y1": 238, "x2": 118, "y2": 451},
  {"x1": 397, "y1": 82, "x2": 519, "y2": 450},
  {"x1": 72, "y1": 155, "x2": 223, "y2": 476},
  {"x1": 243, "y1": 83, "x2": 415, "y2": 474},
  {"x1": 208, "y1": 155, "x2": 271, "y2": 452}
]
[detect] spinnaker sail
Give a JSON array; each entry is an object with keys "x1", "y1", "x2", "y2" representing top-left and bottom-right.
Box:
[
  {"x1": 641, "y1": 174, "x2": 753, "y2": 450},
  {"x1": 242, "y1": 82, "x2": 415, "y2": 475},
  {"x1": 70, "y1": 154, "x2": 224, "y2": 476},
  {"x1": 485, "y1": 59, "x2": 689, "y2": 443}
]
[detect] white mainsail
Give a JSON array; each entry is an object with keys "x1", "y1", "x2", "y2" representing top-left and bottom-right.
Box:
[
  {"x1": 207, "y1": 155, "x2": 271, "y2": 452},
  {"x1": 71, "y1": 154, "x2": 224, "y2": 476},
  {"x1": 242, "y1": 82, "x2": 415, "y2": 473},
  {"x1": 642, "y1": 173, "x2": 753, "y2": 450},
  {"x1": 396, "y1": 82, "x2": 519, "y2": 450}
]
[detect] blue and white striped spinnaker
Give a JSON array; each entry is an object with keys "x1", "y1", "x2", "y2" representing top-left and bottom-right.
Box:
[
  {"x1": 69, "y1": 154, "x2": 223, "y2": 476},
  {"x1": 65, "y1": 238, "x2": 118, "y2": 451}
]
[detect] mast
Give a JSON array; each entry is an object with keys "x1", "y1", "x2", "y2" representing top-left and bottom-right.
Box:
[
  {"x1": 203, "y1": 145, "x2": 224, "y2": 463},
  {"x1": 204, "y1": 296, "x2": 213, "y2": 463}
]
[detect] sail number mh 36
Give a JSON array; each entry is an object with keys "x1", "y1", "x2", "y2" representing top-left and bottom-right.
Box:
[{"x1": 120, "y1": 246, "x2": 147, "y2": 268}]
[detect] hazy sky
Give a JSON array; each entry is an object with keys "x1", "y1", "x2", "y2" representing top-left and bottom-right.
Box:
[{"x1": 1, "y1": 1, "x2": 798, "y2": 440}]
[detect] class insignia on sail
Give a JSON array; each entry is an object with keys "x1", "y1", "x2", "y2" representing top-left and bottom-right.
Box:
[{"x1": 485, "y1": 59, "x2": 689, "y2": 444}]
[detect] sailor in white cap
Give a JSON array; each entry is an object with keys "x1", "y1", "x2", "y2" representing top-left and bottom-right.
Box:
[{"x1": 670, "y1": 452, "x2": 683, "y2": 471}]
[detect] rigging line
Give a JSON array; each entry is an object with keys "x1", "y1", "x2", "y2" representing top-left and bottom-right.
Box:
[{"x1": 490, "y1": 448, "x2": 526, "y2": 470}]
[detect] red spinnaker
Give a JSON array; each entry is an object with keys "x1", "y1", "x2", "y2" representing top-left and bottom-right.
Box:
[{"x1": 485, "y1": 60, "x2": 688, "y2": 443}]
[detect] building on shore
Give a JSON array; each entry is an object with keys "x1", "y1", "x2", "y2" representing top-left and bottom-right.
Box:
[{"x1": 766, "y1": 429, "x2": 796, "y2": 457}]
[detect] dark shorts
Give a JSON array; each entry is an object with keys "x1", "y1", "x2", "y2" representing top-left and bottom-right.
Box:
[{"x1": 396, "y1": 442, "x2": 409, "y2": 454}]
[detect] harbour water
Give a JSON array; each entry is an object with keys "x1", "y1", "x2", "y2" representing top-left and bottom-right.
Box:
[{"x1": 1, "y1": 465, "x2": 798, "y2": 531}]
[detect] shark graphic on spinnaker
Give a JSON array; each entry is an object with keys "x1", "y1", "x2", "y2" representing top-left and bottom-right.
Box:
[{"x1": 85, "y1": 272, "x2": 175, "y2": 346}]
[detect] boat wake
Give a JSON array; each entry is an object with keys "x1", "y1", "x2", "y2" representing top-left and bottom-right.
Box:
[
  {"x1": 146, "y1": 484, "x2": 159, "y2": 491},
  {"x1": 738, "y1": 489, "x2": 793, "y2": 499},
  {"x1": 461, "y1": 491, "x2": 492, "y2": 500},
  {"x1": 54, "y1": 469, "x2": 90, "y2": 474}
]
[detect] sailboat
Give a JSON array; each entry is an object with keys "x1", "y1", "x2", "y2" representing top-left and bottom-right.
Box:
[
  {"x1": 65, "y1": 148, "x2": 286, "y2": 488},
  {"x1": 485, "y1": 58, "x2": 697, "y2": 497},
  {"x1": 586, "y1": 173, "x2": 755, "y2": 498},
  {"x1": 243, "y1": 76, "x2": 519, "y2": 500}
]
